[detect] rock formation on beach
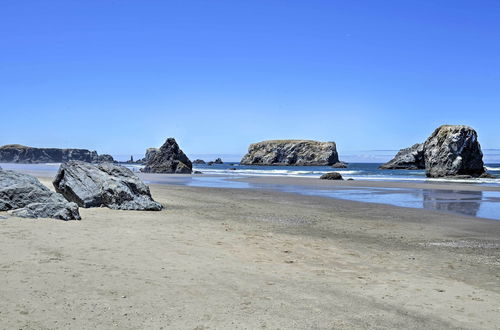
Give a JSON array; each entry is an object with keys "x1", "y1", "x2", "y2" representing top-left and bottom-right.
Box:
[
  {"x1": 141, "y1": 138, "x2": 192, "y2": 174},
  {"x1": 0, "y1": 144, "x2": 109, "y2": 164},
  {"x1": 381, "y1": 125, "x2": 488, "y2": 178},
  {"x1": 53, "y1": 161, "x2": 163, "y2": 210},
  {"x1": 192, "y1": 159, "x2": 206, "y2": 164},
  {"x1": 0, "y1": 169, "x2": 80, "y2": 220},
  {"x1": 320, "y1": 172, "x2": 343, "y2": 180},
  {"x1": 240, "y1": 140, "x2": 339, "y2": 166}
]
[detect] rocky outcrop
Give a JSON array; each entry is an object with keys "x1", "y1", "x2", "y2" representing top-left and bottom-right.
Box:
[
  {"x1": 97, "y1": 154, "x2": 114, "y2": 163},
  {"x1": 0, "y1": 169, "x2": 80, "y2": 220},
  {"x1": 141, "y1": 138, "x2": 192, "y2": 174},
  {"x1": 381, "y1": 125, "x2": 487, "y2": 178},
  {"x1": 0, "y1": 144, "x2": 109, "y2": 163},
  {"x1": 320, "y1": 172, "x2": 343, "y2": 180},
  {"x1": 424, "y1": 125, "x2": 485, "y2": 178},
  {"x1": 241, "y1": 140, "x2": 339, "y2": 166},
  {"x1": 380, "y1": 143, "x2": 425, "y2": 170},
  {"x1": 53, "y1": 161, "x2": 163, "y2": 210},
  {"x1": 192, "y1": 159, "x2": 206, "y2": 164}
]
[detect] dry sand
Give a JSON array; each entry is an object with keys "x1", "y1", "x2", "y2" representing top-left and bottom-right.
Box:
[{"x1": 0, "y1": 177, "x2": 499, "y2": 329}]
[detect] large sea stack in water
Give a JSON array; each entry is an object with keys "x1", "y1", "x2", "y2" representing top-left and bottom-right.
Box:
[
  {"x1": 141, "y1": 138, "x2": 192, "y2": 174},
  {"x1": 240, "y1": 140, "x2": 339, "y2": 166},
  {"x1": 0, "y1": 144, "x2": 112, "y2": 163},
  {"x1": 381, "y1": 125, "x2": 488, "y2": 178}
]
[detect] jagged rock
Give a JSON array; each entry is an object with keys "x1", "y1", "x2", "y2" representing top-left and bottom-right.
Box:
[
  {"x1": 97, "y1": 154, "x2": 114, "y2": 163},
  {"x1": 381, "y1": 125, "x2": 489, "y2": 178},
  {"x1": 192, "y1": 159, "x2": 206, "y2": 164},
  {"x1": 332, "y1": 162, "x2": 348, "y2": 168},
  {"x1": 241, "y1": 140, "x2": 339, "y2": 166},
  {"x1": 141, "y1": 138, "x2": 192, "y2": 174},
  {"x1": 53, "y1": 161, "x2": 163, "y2": 210},
  {"x1": 423, "y1": 126, "x2": 485, "y2": 178},
  {"x1": 0, "y1": 144, "x2": 112, "y2": 163},
  {"x1": 320, "y1": 172, "x2": 343, "y2": 180},
  {"x1": 380, "y1": 143, "x2": 425, "y2": 170},
  {"x1": 0, "y1": 170, "x2": 80, "y2": 220}
]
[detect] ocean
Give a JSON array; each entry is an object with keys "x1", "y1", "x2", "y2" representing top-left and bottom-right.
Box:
[{"x1": 188, "y1": 162, "x2": 500, "y2": 186}]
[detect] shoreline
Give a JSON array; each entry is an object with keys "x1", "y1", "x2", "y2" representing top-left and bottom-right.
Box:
[{"x1": 0, "y1": 177, "x2": 499, "y2": 328}]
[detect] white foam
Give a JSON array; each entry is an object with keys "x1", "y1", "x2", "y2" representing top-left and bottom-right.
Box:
[{"x1": 486, "y1": 166, "x2": 500, "y2": 171}]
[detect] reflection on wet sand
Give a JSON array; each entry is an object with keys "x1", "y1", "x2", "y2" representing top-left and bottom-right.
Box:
[{"x1": 422, "y1": 190, "x2": 482, "y2": 217}]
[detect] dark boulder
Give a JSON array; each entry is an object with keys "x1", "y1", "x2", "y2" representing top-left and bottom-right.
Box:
[
  {"x1": 0, "y1": 170, "x2": 80, "y2": 220},
  {"x1": 320, "y1": 172, "x2": 343, "y2": 180},
  {"x1": 53, "y1": 161, "x2": 163, "y2": 210},
  {"x1": 332, "y1": 162, "x2": 348, "y2": 168}
]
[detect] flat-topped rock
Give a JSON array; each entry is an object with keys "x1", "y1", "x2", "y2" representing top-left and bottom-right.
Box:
[
  {"x1": 142, "y1": 138, "x2": 192, "y2": 174},
  {"x1": 53, "y1": 161, "x2": 163, "y2": 210},
  {"x1": 241, "y1": 140, "x2": 339, "y2": 166},
  {"x1": 0, "y1": 144, "x2": 108, "y2": 163},
  {"x1": 0, "y1": 169, "x2": 80, "y2": 220},
  {"x1": 381, "y1": 125, "x2": 487, "y2": 178}
]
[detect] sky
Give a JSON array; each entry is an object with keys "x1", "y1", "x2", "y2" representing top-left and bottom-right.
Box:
[{"x1": 1, "y1": 0, "x2": 500, "y2": 162}]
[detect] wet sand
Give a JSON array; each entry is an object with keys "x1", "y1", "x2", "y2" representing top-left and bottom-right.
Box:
[{"x1": 0, "y1": 177, "x2": 499, "y2": 329}]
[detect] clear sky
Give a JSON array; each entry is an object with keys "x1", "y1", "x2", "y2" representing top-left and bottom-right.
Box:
[{"x1": 1, "y1": 0, "x2": 499, "y2": 162}]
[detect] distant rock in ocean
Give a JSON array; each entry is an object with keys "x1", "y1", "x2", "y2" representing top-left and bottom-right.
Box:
[
  {"x1": 331, "y1": 161, "x2": 348, "y2": 168},
  {"x1": 192, "y1": 159, "x2": 206, "y2": 164},
  {"x1": 381, "y1": 125, "x2": 488, "y2": 178},
  {"x1": 141, "y1": 138, "x2": 192, "y2": 174},
  {"x1": 207, "y1": 158, "x2": 223, "y2": 165},
  {"x1": 241, "y1": 140, "x2": 339, "y2": 166},
  {"x1": 53, "y1": 161, "x2": 163, "y2": 210},
  {"x1": 0, "y1": 169, "x2": 80, "y2": 220},
  {"x1": 0, "y1": 144, "x2": 108, "y2": 164}
]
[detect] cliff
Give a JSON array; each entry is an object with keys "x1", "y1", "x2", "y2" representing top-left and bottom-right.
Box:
[{"x1": 0, "y1": 144, "x2": 108, "y2": 163}]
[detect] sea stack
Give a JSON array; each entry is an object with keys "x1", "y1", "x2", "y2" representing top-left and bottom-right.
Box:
[
  {"x1": 141, "y1": 138, "x2": 192, "y2": 174},
  {"x1": 381, "y1": 125, "x2": 487, "y2": 178},
  {"x1": 240, "y1": 140, "x2": 339, "y2": 166}
]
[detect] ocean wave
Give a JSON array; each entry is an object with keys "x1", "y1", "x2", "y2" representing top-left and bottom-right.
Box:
[{"x1": 486, "y1": 166, "x2": 500, "y2": 171}]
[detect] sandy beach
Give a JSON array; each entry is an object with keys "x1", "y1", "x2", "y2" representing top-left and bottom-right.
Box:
[{"x1": 0, "y1": 176, "x2": 499, "y2": 329}]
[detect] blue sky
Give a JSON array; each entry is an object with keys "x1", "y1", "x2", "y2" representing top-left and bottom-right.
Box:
[{"x1": 1, "y1": 0, "x2": 500, "y2": 162}]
